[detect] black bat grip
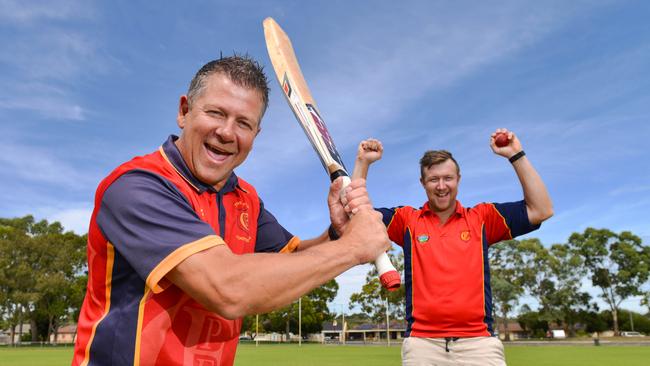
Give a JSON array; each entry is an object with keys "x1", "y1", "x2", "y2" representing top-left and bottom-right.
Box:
[{"x1": 329, "y1": 169, "x2": 348, "y2": 182}]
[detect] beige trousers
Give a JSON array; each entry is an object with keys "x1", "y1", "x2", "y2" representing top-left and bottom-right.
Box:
[{"x1": 402, "y1": 336, "x2": 506, "y2": 366}]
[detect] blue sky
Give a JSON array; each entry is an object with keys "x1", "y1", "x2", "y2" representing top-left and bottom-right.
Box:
[{"x1": 1, "y1": 0, "x2": 649, "y2": 314}]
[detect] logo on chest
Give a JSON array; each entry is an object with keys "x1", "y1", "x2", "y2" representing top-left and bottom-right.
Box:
[
  {"x1": 234, "y1": 201, "x2": 250, "y2": 233},
  {"x1": 460, "y1": 230, "x2": 471, "y2": 241},
  {"x1": 416, "y1": 234, "x2": 429, "y2": 244}
]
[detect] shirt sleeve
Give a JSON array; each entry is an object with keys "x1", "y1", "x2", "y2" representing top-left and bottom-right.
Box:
[
  {"x1": 482, "y1": 200, "x2": 541, "y2": 245},
  {"x1": 97, "y1": 170, "x2": 224, "y2": 292},
  {"x1": 377, "y1": 206, "x2": 407, "y2": 247},
  {"x1": 254, "y1": 199, "x2": 296, "y2": 253}
]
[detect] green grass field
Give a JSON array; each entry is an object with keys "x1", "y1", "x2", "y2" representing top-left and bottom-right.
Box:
[{"x1": 1, "y1": 344, "x2": 649, "y2": 365}]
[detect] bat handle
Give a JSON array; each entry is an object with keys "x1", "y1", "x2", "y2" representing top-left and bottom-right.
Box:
[
  {"x1": 337, "y1": 173, "x2": 401, "y2": 291},
  {"x1": 375, "y1": 253, "x2": 401, "y2": 291}
]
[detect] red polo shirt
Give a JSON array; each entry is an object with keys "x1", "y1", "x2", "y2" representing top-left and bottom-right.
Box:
[
  {"x1": 73, "y1": 136, "x2": 299, "y2": 366},
  {"x1": 379, "y1": 200, "x2": 539, "y2": 338}
]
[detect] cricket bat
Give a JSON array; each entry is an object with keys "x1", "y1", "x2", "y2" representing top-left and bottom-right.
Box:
[{"x1": 263, "y1": 17, "x2": 400, "y2": 290}]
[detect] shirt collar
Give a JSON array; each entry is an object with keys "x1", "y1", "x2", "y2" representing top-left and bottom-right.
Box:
[
  {"x1": 161, "y1": 135, "x2": 241, "y2": 194},
  {"x1": 420, "y1": 200, "x2": 465, "y2": 218}
]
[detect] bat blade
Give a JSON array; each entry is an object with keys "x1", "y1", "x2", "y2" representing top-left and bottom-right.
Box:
[
  {"x1": 263, "y1": 17, "x2": 347, "y2": 180},
  {"x1": 263, "y1": 17, "x2": 400, "y2": 290}
]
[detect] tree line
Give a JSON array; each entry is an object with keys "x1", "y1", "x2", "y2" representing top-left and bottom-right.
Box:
[
  {"x1": 491, "y1": 228, "x2": 650, "y2": 339},
  {"x1": 0, "y1": 216, "x2": 86, "y2": 344},
  {"x1": 347, "y1": 228, "x2": 650, "y2": 339},
  {"x1": 1, "y1": 214, "x2": 649, "y2": 343}
]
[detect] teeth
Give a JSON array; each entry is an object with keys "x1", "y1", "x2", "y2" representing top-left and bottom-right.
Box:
[{"x1": 206, "y1": 144, "x2": 231, "y2": 155}]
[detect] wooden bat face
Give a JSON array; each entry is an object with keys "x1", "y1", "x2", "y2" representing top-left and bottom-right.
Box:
[
  {"x1": 262, "y1": 17, "x2": 401, "y2": 289},
  {"x1": 264, "y1": 17, "x2": 347, "y2": 177}
]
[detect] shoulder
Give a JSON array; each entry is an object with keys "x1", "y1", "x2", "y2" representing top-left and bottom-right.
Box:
[
  {"x1": 468, "y1": 202, "x2": 499, "y2": 215},
  {"x1": 377, "y1": 205, "x2": 418, "y2": 226},
  {"x1": 110, "y1": 169, "x2": 181, "y2": 195},
  {"x1": 377, "y1": 205, "x2": 415, "y2": 214},
  {"x1": 235, "y1": 176, "x2": 258, "y2": 196},
  {"x1": 102, "y1": 170, "x2": 190, "y2": 213}
]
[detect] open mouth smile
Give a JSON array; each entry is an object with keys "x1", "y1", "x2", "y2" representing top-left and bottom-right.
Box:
[{"x1": 205, "y1": 143, "x2": 234, "y2": 162}]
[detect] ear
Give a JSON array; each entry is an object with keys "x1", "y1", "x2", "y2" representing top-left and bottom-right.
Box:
[{"x1": 176, "y1": 95, "x2": 189, "y2": 129}]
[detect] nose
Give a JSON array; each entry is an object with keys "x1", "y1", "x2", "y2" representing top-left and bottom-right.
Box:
[
  {"x1": 436, "y1": 179, "x2": 445, "y2": 190},
  {"x1": 215, "y1": 119, "x2": 235, "y2": 143}
]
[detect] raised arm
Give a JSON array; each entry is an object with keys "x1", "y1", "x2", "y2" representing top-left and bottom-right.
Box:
[
  {"x1": 352, "y1": 138, "x2": 384, "y2": 180},
  {"x1": 323, "y1": 138, "x2": 385, "y2": 240},
  {"x1": 490, "y1": 128, "x2": 553, "y2": 225}
]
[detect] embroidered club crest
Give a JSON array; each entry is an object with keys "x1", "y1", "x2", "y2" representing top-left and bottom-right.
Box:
[
  {"x1": 239, "y1": 212, "x2": 249, "y2": 232},
  {"x1": 417, "y1": 235, "x2": 429, "y2": 243},
  {"x1": 460, "y1": 231, "x2": 471, "y2": 241},
  {"x1": 234, "y1": 201, "x2": 250, "y2": 233}
]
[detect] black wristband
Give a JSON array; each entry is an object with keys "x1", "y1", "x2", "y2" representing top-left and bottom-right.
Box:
[
  {"x1": 328, "y1": 225, "x2": 340, "y2": 240},
  {"x1": 509, "y1": 150, "x2": 526, "y2": 164}
]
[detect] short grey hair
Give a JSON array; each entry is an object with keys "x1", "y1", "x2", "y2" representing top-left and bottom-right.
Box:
[{"x1": 187, "y1": 54, "x2": 270, "y2": 117}]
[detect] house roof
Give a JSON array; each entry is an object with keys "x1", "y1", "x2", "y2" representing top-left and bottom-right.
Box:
[
  {"x1": 322, "y1": 321, "x2": 407, "y2": 332},
  {"x1": 12, "y1": 324, "x2": 31, "y2": 333},
  {"x1": 321, "y1": 322, "x2": 343, "y2": 331},
  {"x1": 496, "y1": 321, "x2": 524, "y2": 332},
  {"x1": 56, "y1": 324, "x2": 77, "y2": 334}
]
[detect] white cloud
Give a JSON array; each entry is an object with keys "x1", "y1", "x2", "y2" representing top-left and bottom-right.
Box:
[
  {"x1": 0, "y1": 97, "x2": 85, "y2": 120},
  {"x1": 311, "y1": 3, "x2": 584, "y2": 143},
  {"x1": 0, "y1": 82, "x2": 86, "y2": 120},
  {"x1": 609, "y1": 184, "x2": 650, "y2": 197},
  {"x1": 0, "y1": 0, "x2": 92, "y2": 24},
  {"x1": 3, "y1": 204, "x2": 93, "y2": 235},
  {"x1": 249, "y1": 2, "x2": 598, "y2": 187},
  {"x1": 0, "y1": 142, "x2": 93, "y2": 188},
  {"x1": 332, "y1": 265, "x2": 374, "y2": 310},
  {"x1": 50, "y1": 206, "x2": 92, "y2": 235},
  {"x1": 0, "y1": 30, "x2": 101, "y2": 81},
  {"x1": 0, "y1": 3, "x2": 102, "y2": 122}
]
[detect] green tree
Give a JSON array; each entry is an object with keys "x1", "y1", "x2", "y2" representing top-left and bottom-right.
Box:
[
  {"x1": 568, "y1": 228, "x2": 650, "y2": 335},
  {"x1": 0, "y1": 216, "x2": 87, "y2": 342},
  {"x1": 256, "y1": 279, "x2": 338, "y2": 340},
  {"x1": 241, "y1": 315, "x2": 264, "y2": 339},
  {"x1": 349, "y1": 250, "x2": 405, "y2": 323},
  {"x1": 490, "y1": 239, "x2": 540, "y2": 341},
  {"x1": 614, "y1": 309, "x2": 650, "y2": 335},
  {"x1": 32, "y1": 228, "x2": 86, "y2": 342},
  {"x1": 517, "y1": 305, "x2": 549, "y2": 338},
  {"x1": 340, "y1": 312, "x2": 372, "y2": 329},
  {"x1": 301, "y1": 279, "x2": 338, "y2": 334},
  {"x1": 642, "y1": 292, "x2": 650, "y2": 315},
  {"x1": 532, "y1": 243, "x2": 592, "y2": 336},
  {"x1": 578, "y1": 308, "x2": 608, "y2": 337},
  {"x1": 0, "y1": 216, "x2": 40, "y2": 344}
]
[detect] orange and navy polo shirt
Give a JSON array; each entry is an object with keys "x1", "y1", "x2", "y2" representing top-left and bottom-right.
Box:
[
  {"x1": 73, "y1": 135, "x2": 299, "y2": 366},
  {"x1": 378, "y1": 200, "x2": 539, "y2": 338}
]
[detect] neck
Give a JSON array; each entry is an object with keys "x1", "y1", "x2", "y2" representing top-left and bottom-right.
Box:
[{"x1": 431, "y1": 202, "x2": 456, "y2": 225}]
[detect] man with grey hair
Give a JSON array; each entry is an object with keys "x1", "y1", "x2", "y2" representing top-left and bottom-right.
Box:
[{"x1": 72, "y1": 55, "x2": 390, "y2": 366}]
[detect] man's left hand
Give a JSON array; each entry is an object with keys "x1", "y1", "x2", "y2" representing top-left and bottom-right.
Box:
[
  {"x1": 328, "y1": 177, "x2": 373, "y2": 235},
  {"x1": 490, "y1": 128, "x2": 523, "y2": 158}
]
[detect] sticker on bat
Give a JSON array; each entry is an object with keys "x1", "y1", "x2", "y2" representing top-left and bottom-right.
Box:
[
  {"x1": 282, "y1": 74, "x2": 292, "y2": 98},
  {"x1": 305, "y1": 104, "x2": 346, "y2": 170}
]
